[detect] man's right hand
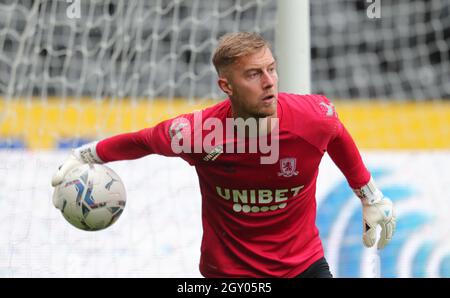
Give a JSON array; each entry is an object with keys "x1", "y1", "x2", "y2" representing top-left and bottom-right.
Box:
[
  {"x1": 51, "y1": 141, "x2": 103, "y2": 187},
  {"x1": 51, "y1": 153, "x2": 85, "y2": 187}
]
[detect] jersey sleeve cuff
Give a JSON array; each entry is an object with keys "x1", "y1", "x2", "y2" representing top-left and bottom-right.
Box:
[
  {"x1": 73, "y1": 141, "x2": 104, "y2": 164},
  {"x1": 352, "y1": 177, "x2": 383, "y2": 205}
]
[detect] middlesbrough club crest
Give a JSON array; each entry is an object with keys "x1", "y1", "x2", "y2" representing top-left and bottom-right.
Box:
[{"x1": 278, "y1": 158, "x2": 299, "y2": 177}]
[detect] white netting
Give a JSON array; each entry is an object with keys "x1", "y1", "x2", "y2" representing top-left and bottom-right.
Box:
[
  {"x1": 0, "y1": 0, "x2": 277, "y2": 101},
  {"x1": 311, "y1": 0, "x2": 450, "y2": 99},
  {"x1": 1, "y1": 1, "x2": 449, "y2": 100}
]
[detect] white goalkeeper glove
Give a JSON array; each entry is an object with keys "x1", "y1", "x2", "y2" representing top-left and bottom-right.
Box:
[
  {"x1": 51, "y1": 141, "x2": 103, "y2": 187},
  {"x1": 353, "y1": 178, "x2": 397, "y2": 250}
]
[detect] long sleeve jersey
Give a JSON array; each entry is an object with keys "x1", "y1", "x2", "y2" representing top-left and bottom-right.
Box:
[{"x1": 96, "y1": 93, "x2": 370, "y2": 277}]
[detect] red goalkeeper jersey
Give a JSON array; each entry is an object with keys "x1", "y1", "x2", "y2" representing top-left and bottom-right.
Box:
[{"x1": 96, "y1": 93, "x2": 371, "y2": 277}]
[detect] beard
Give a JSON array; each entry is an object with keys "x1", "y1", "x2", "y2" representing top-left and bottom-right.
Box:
[{"x1": 230, "y1": 93, "x2": 277, "y2": 119}]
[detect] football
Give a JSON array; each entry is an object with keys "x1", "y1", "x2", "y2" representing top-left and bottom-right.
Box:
[{"x1": 53, "y1": 163, "x2": 126, "y2": 231}]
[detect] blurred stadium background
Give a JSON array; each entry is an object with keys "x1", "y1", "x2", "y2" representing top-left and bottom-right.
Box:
[{"x1": 0, "y1": 0, "x2": 449, "y2": 277}]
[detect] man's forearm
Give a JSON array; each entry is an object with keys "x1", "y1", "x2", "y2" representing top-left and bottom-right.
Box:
[
  {"x1": 96, "y1": 129, "x2": 154, "y2": 162},
  {"x1": 327, "y1": 125, "x2": 371, "y2": 188}
]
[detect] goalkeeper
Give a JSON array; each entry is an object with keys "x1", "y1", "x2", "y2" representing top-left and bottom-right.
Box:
[{"x1": 51, "y1": 32, "x2": 396, "y2": 278}]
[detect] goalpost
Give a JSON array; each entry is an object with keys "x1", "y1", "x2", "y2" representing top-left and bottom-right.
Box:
[{"x1": 276, "y1": 0, "x2": 310, "y2": 94}]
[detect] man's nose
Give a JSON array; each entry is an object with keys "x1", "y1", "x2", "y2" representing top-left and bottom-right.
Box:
[{"x1": 261, "y1": 71, "x2": 275, "y2": 89}]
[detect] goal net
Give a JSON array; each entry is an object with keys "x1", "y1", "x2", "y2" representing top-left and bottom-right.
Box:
[{"x1": 0, "y1": 0, "x2": 449, "y2": 277}]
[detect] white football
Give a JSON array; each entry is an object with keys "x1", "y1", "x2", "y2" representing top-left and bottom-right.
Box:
[{"x1": 53, "y1": 163, "x2": 126, "y2": 231}]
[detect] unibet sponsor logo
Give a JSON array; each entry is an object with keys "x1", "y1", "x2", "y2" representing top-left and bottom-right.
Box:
[{"x1": 216, "y1": 185, "x2": 304, "y2": 213}]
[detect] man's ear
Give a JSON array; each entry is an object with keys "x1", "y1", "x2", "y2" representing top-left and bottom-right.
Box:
[{"x1": 218, "y1": 77, "x2": 233, "y2": 97}]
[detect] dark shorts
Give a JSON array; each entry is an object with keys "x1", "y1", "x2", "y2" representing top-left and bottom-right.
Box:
[{"x1": 295, "y1": 257, "x2": 333, "y2": 278}]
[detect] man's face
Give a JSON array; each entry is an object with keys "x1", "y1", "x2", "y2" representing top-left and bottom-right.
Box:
[{"x1": 219, "y1": 47, "x2": 278, "y2": 119}]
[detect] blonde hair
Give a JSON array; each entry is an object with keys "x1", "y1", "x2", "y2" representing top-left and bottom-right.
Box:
[{"x1": 212, "y1": 32, "x2": 271, "y2": 75}]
